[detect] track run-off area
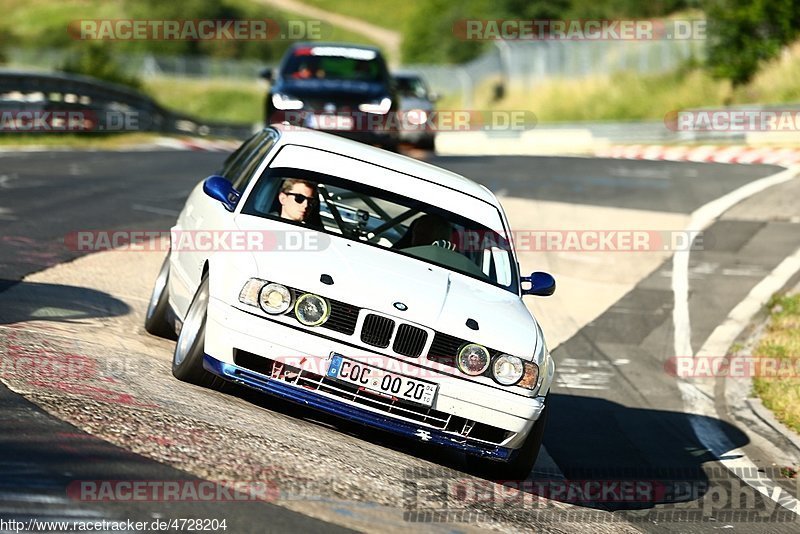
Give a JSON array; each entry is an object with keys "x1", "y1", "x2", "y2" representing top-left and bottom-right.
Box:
[{"x1": 1, "y1": 148, "x2": 799, "y2": 533}]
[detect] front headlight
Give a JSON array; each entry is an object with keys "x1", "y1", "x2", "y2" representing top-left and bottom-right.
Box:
[
  {"x1": 272, "y1": 93, "x2": 304, "y2": 110},
  {"x1": 259, "y1": 283, "x2": 293, "y2": 315},
  {"x1": 456, "y1": 343, "x2": 490, "y2": 376},
  {"x1": 358, "y1": 97, "x2": 392, "y2": 115},
  {"x1": 294, "y1": 293, "x2": 330, "y2": 326},
  {"x1": 405, "y1": 109, "x2": 428, "y2": 125},
  {"x1": 491, "y1": 354, "x2": 525, "y2": 385}
]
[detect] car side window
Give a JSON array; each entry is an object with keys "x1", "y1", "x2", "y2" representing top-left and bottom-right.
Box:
[
  {"x1": 220, "y1": 133, "x2": 261, "y2": 181},
  {"x1": 231, "y1": 132, "x2": 278, "y2": 192}
]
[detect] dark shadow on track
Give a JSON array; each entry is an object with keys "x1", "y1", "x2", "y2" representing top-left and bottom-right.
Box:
[
  {"x1": 208, "y1": 381, "x2": 759, "y2": 519},
  {"x1": 0, "y1": 279, "x2": 130, "y2": 325},
  {"x1": 0, "y1": 383, "x2": 352, "y2": 532}
]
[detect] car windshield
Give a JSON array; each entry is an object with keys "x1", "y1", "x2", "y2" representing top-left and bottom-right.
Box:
[
  {"x1": 395, "y1": 76, "x2": 428, "y2": 99},
  {"x1": 281, "y1": 46, "x2": 387, "y2": 82},
  {"x1": 241, "y1": 168, "x2": 518, "y2": 293}
]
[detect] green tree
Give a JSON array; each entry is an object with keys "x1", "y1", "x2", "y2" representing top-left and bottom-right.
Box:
[
  {"x1": 60, "y1": 43, "x2": 143, "y2": 90},
  {"x1": 123, "y1": 0, "x2": 290, "y2": 61},
  {"x1": 401, "y1": 0, "x2": 695, "y2": 64},
  {"x1": 704, "y1": 0, "x2": 800, "y2": 85}
]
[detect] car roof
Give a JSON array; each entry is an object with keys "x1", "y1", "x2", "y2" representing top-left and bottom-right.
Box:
[
  {"x1": 287, "y1": 42, "x2": 383, "y2": 53},
  {"x1": 267, "y1": 124, "x2": 498, "y2": 205}
]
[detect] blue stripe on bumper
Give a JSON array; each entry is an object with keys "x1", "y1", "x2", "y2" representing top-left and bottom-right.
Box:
[{"x1": 203, "y1": 354, "x2": 514, "y2": 461}]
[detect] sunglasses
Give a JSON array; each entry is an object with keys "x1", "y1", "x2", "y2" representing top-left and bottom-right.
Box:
[{"x1": 283, "y1": 192, "x2": 316, "y2": 204}]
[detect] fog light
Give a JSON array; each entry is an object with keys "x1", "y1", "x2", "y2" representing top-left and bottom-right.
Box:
[
  {"x1": 294, "y1": 293, "x2": 330, "y2": 326},
  {"x1": 457, "y1": 343, "x2": 490, "y2": 376}
]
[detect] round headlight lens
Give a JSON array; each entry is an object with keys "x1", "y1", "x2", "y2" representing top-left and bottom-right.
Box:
[
  {"x1": 294, "y1": 293, "x2": 330, "y2": 326},
  {"x1": 456, "y1": 344, "x2": 490, "y2": 376},
  {"x1": 492, "y1": 354, "x2": 525, "y2": 386},
  {"x1": 259, "y1": 283, "x2": 292, "y2": 314}
]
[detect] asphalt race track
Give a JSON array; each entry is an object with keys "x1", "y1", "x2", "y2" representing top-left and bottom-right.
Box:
[{"x1": 1, "y1": 148, "x2": 799, "y2": 533}]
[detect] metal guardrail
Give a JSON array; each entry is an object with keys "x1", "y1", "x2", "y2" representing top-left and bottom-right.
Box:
[{"x1": 0, "y1": 69, "x2": 255, "y2": 139}]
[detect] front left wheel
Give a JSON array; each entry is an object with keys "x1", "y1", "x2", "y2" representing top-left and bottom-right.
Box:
[
  {"x1": 144, "y1": 254, "x2": 176, "y2": 339},
  {"x1": 172, "y1": 274, "x2": 226, "y2": 390}
]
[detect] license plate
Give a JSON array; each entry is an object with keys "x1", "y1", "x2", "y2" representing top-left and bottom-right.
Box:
[{"x1": 326, "y1": 354, "x2": 437, "y2": 407}]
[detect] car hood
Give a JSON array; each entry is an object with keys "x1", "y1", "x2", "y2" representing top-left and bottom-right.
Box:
[
  {"x1": 235, "y1": 215, "x2": 539, "y2": 358},
  {"x1": 275, "y1": 79, "x2": 389, "y2": 102}
]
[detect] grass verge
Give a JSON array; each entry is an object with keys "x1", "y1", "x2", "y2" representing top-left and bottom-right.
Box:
[
  {"x1": 753, "y1": 292, "x2": 800, "y2": 434},
  {"x1": 298, "y1": 0, "x2": 416, "y2": 32},
  {"x1": 450, "y1": 41, "x2": 800, "y2": 123},
  {"x1": 0, "y1": 132, "x2": 167, "y2": 149},
  {"x1": 0, "y1": 133, "x2": 240, "y2": 150},
  {"x1": 143, "y1": 77, "x2": 264, "y2": 124}
]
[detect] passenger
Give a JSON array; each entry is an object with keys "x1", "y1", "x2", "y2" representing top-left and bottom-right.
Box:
[
  {"x1": 292, "y1": 63, "x2": 313, "y2": 79},
  {"x1": 407, "y1": 214, "x2": 454, "y2": 248}
]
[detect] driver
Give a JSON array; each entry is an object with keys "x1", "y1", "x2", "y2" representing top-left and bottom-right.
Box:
[{"x1": 278, "y1": 178, "x2": 319, "y2": 224}]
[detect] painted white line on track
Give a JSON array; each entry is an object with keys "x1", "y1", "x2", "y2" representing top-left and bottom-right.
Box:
[
  {"x1": 0, "y1": 207, "x2": 15, "y2": 220},
  {"x1": 679, "y1": 377, "x2": 800, "y2": 516},
  {"x1": 672, "y1": 166, "x2": 799, "y2": 359},
  {"x1": 671, "y1": 166, "x2": 800, "y2": 516}
]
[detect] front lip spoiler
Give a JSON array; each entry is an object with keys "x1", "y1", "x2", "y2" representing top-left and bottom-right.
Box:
[{"x1": 203, "y1": 354, "x2": 515, "y2": 461}]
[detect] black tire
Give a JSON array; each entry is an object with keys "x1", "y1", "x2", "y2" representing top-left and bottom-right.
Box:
[
  {"x1": 416, "y1": 135, "x2": 435, "y2": 151},
  {"x1": 144, "y1": 254, "x2": 176, "y2": 339},
  {"x1": 467, "y1": 404, "x2": 548, "y2": 481},
  {"x1": 172, "y1": 274, "x2": 227, "y2": 390}
]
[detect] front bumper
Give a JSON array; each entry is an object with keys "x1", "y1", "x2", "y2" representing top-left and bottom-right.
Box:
[
  {"x1": 204, "y1": 298, "x2": 547, "y2": 458},
  {"x1": 204, "y1": 354, "x2": 514, "y2": 460}
]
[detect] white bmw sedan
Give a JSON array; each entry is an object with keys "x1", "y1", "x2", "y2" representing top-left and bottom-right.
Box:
[{"x1": 145, "y1": 124, "x2": 557, "y2": 479}]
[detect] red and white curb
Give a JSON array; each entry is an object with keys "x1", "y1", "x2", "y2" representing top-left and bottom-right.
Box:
[
  {"x1": 155, "y1": 137, "x2": 241, "y2": 153},
  {"x1": 596, "y1": 145, "x2": 800, "y2": 166}
]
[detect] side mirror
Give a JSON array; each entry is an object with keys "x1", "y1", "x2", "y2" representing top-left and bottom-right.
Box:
[
  {"x1": 259, "y1": 67, "x2": 273, "y2": 82},
  {"x1": 521, "y1": 271, "x2": 556, "y2": 297},
  {"x1": 428, "y1": 92, "x2": 440, "y2": 103},
  {"x1": 203, "y1": 176, "x2": 240, "y2": 212}
]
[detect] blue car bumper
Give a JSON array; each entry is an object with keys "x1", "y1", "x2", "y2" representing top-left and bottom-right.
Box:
[{"x1": 203, "y1": 354, "x2": 515, "y2": 461}]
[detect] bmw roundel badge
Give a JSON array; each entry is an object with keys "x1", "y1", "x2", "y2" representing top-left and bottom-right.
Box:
[{"x1": 393, "y1": 302, "x2": 408, "y2": 311}]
